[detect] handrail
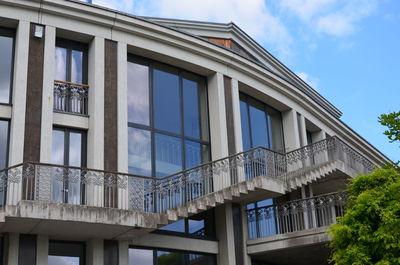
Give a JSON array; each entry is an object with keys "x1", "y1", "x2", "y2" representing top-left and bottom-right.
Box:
[
  {"x1": 245, "y1": 191, "x2": 345, "y2": 212},
  {"x1": 54, "y1": 79, "x2": 89, "y2": 87},
  {"x1": 0, "y1": 161, "x2": 154, "y2": 180}
]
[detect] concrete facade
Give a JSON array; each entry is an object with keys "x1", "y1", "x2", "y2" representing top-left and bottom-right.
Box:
[{"x1": 0, "y1": 1, "x2": 390, "y2": 265}]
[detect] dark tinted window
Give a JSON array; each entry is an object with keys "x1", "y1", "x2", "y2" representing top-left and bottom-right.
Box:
[
  {"x1": 49, "y1": 241, "x2": 85, "y2": 265},
  {"x1": 129, "y1": 247, "x2": 216, "y2": 265},
  {"x1": 0, "y1": 28, "x2": 14, "y2": 104}
]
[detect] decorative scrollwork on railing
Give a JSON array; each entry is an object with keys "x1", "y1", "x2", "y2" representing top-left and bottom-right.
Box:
[{"x1": 54, "y1": 80, "x2": 89, "y2": 115}]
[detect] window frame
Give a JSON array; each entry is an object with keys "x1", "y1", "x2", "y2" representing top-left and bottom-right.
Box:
[
  {"x1": 128, "y1": 246, "x2": 217, "y2": 265},
  {"x1": 239, "y1": 93, "x2": 284, "y2": 152},
  {"x1": 127, "y1": 55, "x2": 211, "y2": 178},
  {"x1": 48, "y1": 240, "x2": 86, "y2": 265},
  {"x1": 0, "y1": 27, "x2": 15, "y2": 105},
  {"x1": 55, "y1": 38, "x2": 88, "y2": 85}
]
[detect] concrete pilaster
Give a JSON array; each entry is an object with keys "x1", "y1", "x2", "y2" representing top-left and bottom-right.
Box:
[
  {"x1": 298, "y1": 114, "x2": 307, "y2": 147},
  {"x1": 118, "y1": 240, "x2": 129, "y2": 265},
  {"x1": 241, "y1": 205, "x2": 252, "y2": 265},
  {"x1": 86, "y1": 239, "x2": 104, "y2": 265},
  {"x1": 208, "y1": 72, "x2": 229, "y2": 190},
  {"x1": 231, "y1": 79, "x2": 243, "y2": 153},
  {"x1": 7, "y1": 233, "x2": 19, "y2": 265},
  {"x1": 7, "y1": 20, "x2": 30, "y2": 206},
  {"x1": 282, "y1": 109, "x2": 300, "y2": 152},
  {"x1": 215, "y1": 203, "x2": 237, "y2": 265},
  {"x1": 117, "y1": 41, "x2": 129, "y2": 210},
  {"x1": 40, "y1": 26, "x2": 55, "y2": 163},
  {"x1": 86, "y1": 36, "x2": 105, "y2": 207},
  {"x1": 36, "y1": 235, "x2": 49, "y2": 265}
]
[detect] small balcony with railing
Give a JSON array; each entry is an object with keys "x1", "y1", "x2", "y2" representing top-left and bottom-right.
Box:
[
  {"x1": 246, "y1": 192, "x2": 346, "y2": 240},
  {"x1": 0, "y1": 137, "x2": 374, "y2": 239},
  {"x1": 53, "y1": 80, "x2": 88, "y2": 115}
]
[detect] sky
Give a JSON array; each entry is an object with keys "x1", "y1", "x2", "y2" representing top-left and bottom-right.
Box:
[{"x1": 89, "y1": 0, "x2": 399, "y2": 162}]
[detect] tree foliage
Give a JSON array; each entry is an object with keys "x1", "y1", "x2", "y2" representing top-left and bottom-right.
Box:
[
  {"x1": 378, "y1": 111, "x2": 400, "y2": 144},
  {"x1": 328, "y1": 168, "x2": 400, "y2": 265},
  {"x1": 328, "y1": 111, "x2": 400, "y2": 264}
]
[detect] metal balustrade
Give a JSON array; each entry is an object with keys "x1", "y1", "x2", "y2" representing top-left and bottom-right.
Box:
[
  {"x1": 53, "y1": 80, "x2": 89, "y2": 115},
  {"x1": 246, "y1": 192, "x2": 347, "y2": 239},
  {"x1": 0, "y1": 137, "x2": 374, "y2": 212}
]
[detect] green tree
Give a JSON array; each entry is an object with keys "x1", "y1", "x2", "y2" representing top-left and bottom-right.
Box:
[
  {"x1": 328, "y1": 112, "x2": 400, "y2": 264},
  {"x1": 378, "y1": 111, "x2": 400, "y2": 144}
]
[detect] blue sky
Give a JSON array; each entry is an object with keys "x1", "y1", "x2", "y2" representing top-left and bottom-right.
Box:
[{"x1": 90, "y1": 0, "x2": 399, "y2": 161}]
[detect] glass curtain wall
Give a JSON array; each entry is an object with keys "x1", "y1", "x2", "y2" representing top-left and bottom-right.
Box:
[
  {"x1": 51, "y1": 128, "x2": 86, "y2": 204},
  {"x1": 127, "y1": 56, "x2": 210, "y2": 178},
  {"x1": 0, "y1": 120, "x2": 9, "y2": 209},
  {"x1": 240, "y1": 93, "x2": 284, "y2": 237},
  {"x1": 0, "y1": 27, "x2": 14, "y2": 104},
  {"x1": 129, "y1": 248, "x2": 216, "y2": 265}
]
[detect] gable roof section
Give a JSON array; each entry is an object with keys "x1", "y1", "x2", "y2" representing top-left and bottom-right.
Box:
[{"x1": 143, "y1": 17, "x2": 342, "y2": 119}]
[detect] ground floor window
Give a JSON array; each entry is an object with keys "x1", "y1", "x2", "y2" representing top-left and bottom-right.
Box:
[
  {"x1": 129, "y1": 247, "x2": 215, "y2": 265},
  {"x1": 48, "y1": 241, "x2": 85, "y2": 265}
]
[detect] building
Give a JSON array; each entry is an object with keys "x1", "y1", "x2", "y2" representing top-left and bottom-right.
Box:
[{"x1": 0, "y1": 0, "x2": 389, "y2": 265}]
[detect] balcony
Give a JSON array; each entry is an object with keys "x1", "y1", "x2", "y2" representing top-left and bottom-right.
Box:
[
  {"x1": 0, "y1": 137, "x2": 374, "y2": 237},
  {"x1": 246, "y1": 192, "x2": 346, "y2": 239},
  {"x1": 53, "y1": 80, "x2": 88, "y2": 115}
]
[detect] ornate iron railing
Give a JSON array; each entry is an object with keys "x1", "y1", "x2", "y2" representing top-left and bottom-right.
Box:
[
  {"x1": 0, "y1": 137, "x2": 374, "y2": 212},
  {"x1": 53, "y1": 80, "x2": 88, "y2": 115},
  {"x1": 246, "y1": 192, "x2": 346, "y2": 239}
]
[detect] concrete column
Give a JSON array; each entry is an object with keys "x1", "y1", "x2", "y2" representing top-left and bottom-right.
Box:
[
  {"x1": 215, "y1": 204, "x2": 237, "y2": 265},
  {"x1": 36, "y1": 235, "x2": 49, "y2": 265},
  {"x1": 86, "y1": 239, "x2": 104, "y2": 265},
  {"x1": 86, "y1": 37, "x2": 105, "y2": 207},
  {"x1": 208, "y1": 72, "x2": 229, "y2": 190},
  {"x1": 118, "y1": 240, "x2": 129, "y2": 265},
  {"x1": 7, "y1": 233, "x2": 19, "y2": 265},
  {"x1": 7, "y1": 20, "x2": 30, "y2": 206},
  {"x1": 117, "y1": 42, "x2": 129, "y2": 210},
  {"x1": 297, "y1": 114, "x2": 307, "y2": 147},
  {"x1": 313, "y1": 130, "x2": 326, "y2": 142},
  {"x1": 241, "y1": 205, "x2": 252, "y2": 265},
  {"x1": 282, "y1": 109, "x2": 300, "y2": 152},
  {"x1": 231, "y1": 79, "x2": 243, "y2": 153},
  {"x1": 40, "y1": 26, "x2": 55, "y2": 163}
]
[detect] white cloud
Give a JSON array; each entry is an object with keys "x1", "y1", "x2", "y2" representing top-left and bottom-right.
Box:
[
  {"x1": 295, "y1": 71, "x2": 319, "y2": 90},
  {"x1": 280, "y1": 0, "x2": 378, "y2": 36},
  {"x1": 280, "y1": 0, "x2": 336, "y2": 21},
  {"x1": 94, "y1": 0, "x2": 293, "y2": 59},
  {"x1": 92, "y1": 0, "x2": 134, "y2": 13}
]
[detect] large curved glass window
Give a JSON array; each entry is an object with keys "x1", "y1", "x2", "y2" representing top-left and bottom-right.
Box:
[{"x1": 127, "y1": 56, "x2": 210, "y2": 178}]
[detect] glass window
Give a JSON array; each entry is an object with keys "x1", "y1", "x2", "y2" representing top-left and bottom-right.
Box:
[
  {"x1": 127, "y1": 56, "x2": 210, "y2": 179},
  {"x1": 129, "y1": 248, "x2": 153, "y2": 265},
  {"x1": 153, "y1": 67, "x2": 181, "y2": 134},
  {"x1": 55, "y1": 38, "x2": 87, "y2": 84},
  {"x1": 128, "y1": 127, "x2": 152, "y2": 176},
  {"x1": 128, "y1": 62, "x2": 150, "y2": 125},
  {"x1": 51, "y1": 128, "x2": 86, "y2": 204},
  {"x1": 0, "y1": 120, "x2": 9, "y2": 209},
  {"x1": 129, "y1": 248, "x2": 215, "y2": 265},
  {"x1": 48, "y1": 241, "x2": 85, "y2": 265},
  {"x1": 155, "y1": 134, "x2": 182, "y2": 177},
  {"x1": 0, "y1": 121, "x2": 9, "y2": 169},
  {"x1": 183, "y1": 77, "x2": 200, "y2": 139},
  {"x1": 240, "y1": 94, "x2": 284, "y2": 152},
  {"x1": 0, "y1": 28, "x2": 14, "y2": 104}
]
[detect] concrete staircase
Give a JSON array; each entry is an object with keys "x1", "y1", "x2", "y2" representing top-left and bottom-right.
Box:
[{"x1": 157, "y1": 160, "x2": 355, "y2": 229}]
